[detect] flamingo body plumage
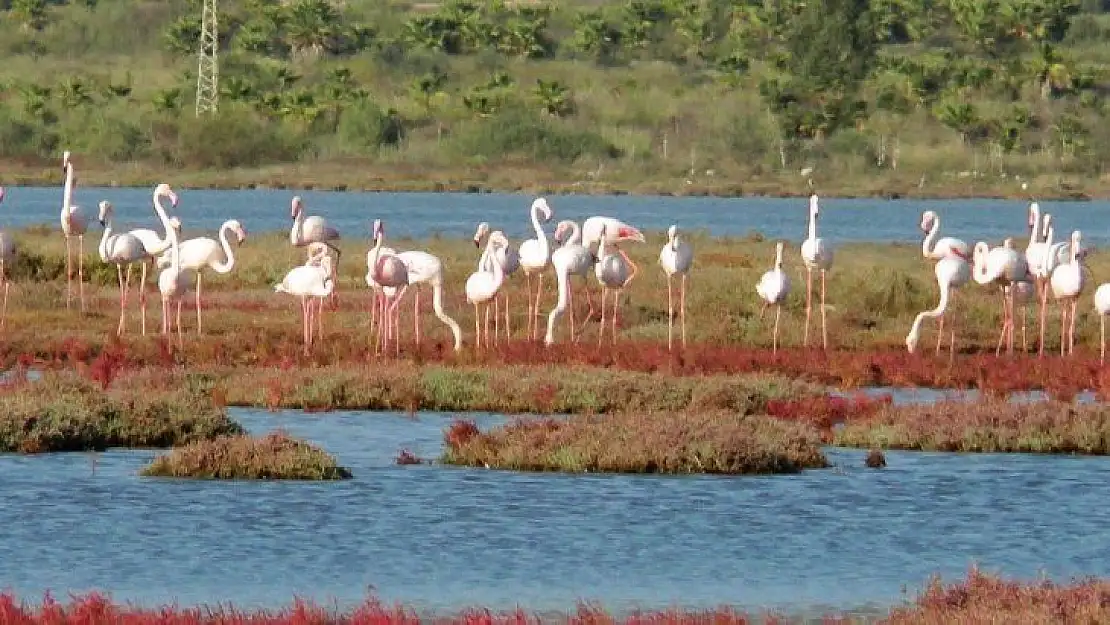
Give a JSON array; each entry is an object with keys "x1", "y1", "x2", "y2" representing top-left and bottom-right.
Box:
[
  {"x1": 658, "y1": 224, "x2": 693, "y2": 350},
  {"x1": 756, "y1": 241, "x2": 791, "y2": 353}
]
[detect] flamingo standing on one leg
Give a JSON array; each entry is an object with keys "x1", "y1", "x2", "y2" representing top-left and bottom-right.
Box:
[
  {"x1": 156, "y1": 217, "x2": 191, "y2": 349},
  {"x1": 544, "y1": 221, "x2": 596, "y2": 347},
  {"x1": 97, "y1": 201, "x2": 148, "y2": 336},
  {"x1": 466, "y1": 231, "x2": 509, "y2": 350},
  {"x1": 155, "y1": 219, "x2": 247, "y2": 334},
  {"x1": 906, "y1": 255, "x2": 971, "y2": 357},
  {"x1": 1050, "y1": 230, "x2": 1086, "y2": 357},
  {"x1": 473, "y1": 222, "x2": 520, "y2": 343},
  {"x1": 0, "y1": 187, "x2": 16, "y2": 327},
  {"x1": 274, "y1": 256, "x2": 335, "y2": 356},
  {"x1": 594, "y1": 224, "x2": 631, "y2": 345},
  {"x1": 801, "y1": 194, "x2": 834, "y2": 350},
  {"x1": 517, "y1": 198, "x2": 554, "y2": 341},
  {"x1": 59, "y1": 151, "x2": 88, "y2": 312},
  {"x1": 289, "y1": 196, "x2": 341, "y2": 308},
  {"x1": 127, "y1": 183, "x2": 181, "y2": 336},
  {"x1": 1093, "y1": 283, "x2": 1110, "y2": 364},
  {"x1": 659, "y1": 224, "x2": 694, "y2": 350},
  {"x1": 756, "y1": 241, "x2": 791, "y2": 354}
]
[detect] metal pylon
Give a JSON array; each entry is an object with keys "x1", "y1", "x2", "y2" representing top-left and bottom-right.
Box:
[{"x1": 196, "y1": 0, "x2": 219, "y2": 116}]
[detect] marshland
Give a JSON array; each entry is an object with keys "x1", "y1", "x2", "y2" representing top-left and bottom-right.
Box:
[{"x1": 6, "y1": 0, "x2": 1110, "y2": 618}]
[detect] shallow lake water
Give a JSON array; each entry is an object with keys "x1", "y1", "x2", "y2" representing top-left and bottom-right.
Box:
[
  {"x1": 2, "y1": 408, "x2": 1110, "y2": 616},
  {"x1": 8, "y1": 187, "x2": 1109, "y2": 245},
  {"x1": 840, "y1": 386, "x2": 1099, "y2": 405}
]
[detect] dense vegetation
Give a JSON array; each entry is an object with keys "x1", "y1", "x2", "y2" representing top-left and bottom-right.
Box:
[{"x1": 1, "y1": 0, "x2": 1108, "y2": 193}]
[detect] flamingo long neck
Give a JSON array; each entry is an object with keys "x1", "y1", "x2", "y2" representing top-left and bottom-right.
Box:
[
  {"x1": 530, "y1": 204, "x2": 549, "y2": 256},
  {"x1": 62, "y1": 163, "x2": 74, "y2": 220},
  {"x1": 1071, "y1": 235, "x2": 1081, "y2": 264},
  {"x1": 1028, "y1": 205, "x2": 1043, "y2": 247},
  {"x1": 98, "y1": 216, "x2": 112, "y2": 259},
  {"x1": 429, "y1": 276, "x2": 462, "y2": 351},
  {"x1": 369, "y1": 232, "x2": 385, "y2": 277},
  {"x1": 153, "y1": 189, "x2": 173, "y2": 240},
  {"x1": 489, "y1": 242, "x2": 505, "y2": 285},
  {"x1": 807, "y1": 208, "x2": 818, "y2": 242},
  {"x1": 291, "y1": 206, "x2": 305, "y2": 245},
  {"x1": 598, "y1": 232, "x2": 609, "y2": 261},
  {"x1": 212, "y1": 223, "x2": 237, "y2": 273},
  {"x1": 169, "y1": 224, "x2": 181, "y2": 272},
  {"x1": 773, "y1": 245, "x2": 783, "y2": 270},
  {"x1": 921, "y1": 217, "x2": 940, "y2": 257},
  {"x1": 545, "y1": 258, "x2": 571, "y2": 342},
  {"x1": 908, "y1": 276, "x2": 954, "y2": 344},
  {"x1": 567, "y1": 221, "x2": 582, "y2": 246}
]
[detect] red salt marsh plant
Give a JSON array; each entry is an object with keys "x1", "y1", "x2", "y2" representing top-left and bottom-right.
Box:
[
  {"x1": 142, "y1": 431, "x2": 353, "y2": 480},
  {"x1": 766, "y1": 392, "x2": 893, "y2": 436},
  {"x1": 441, "y1": 412, "x2": 830, "y2": 475},
  {"x1": 834, "y1": 399, "x2": 1110, "y2": 455}
]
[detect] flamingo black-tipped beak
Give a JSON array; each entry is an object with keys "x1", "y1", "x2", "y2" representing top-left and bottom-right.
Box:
[
  {"x1": 99, "y1": 219, "x2": 106, "y2": 226},
  {"x1": 473, "y1": 239, "x2": 480, "y2": 248}
]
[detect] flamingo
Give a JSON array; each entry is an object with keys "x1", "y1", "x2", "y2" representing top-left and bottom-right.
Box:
[
  {"x1": 971, "y1": 238, "x2": 1028, "y2": 355},
  {"x1": 274, "y1": 255, "x2": 335, "y2": 356},
  {"x1": 127, "y1": 183, "x2": 181, "y2": 336},
  {"x1": 920, "y1": 210, "x2": 969, "y2": 261},
  {"x1": 304, "y1": 242, "x2": 334, "y2": 340},
  {"x1": 544, "y1": 220, "x2": 596, "y2": 346},
  {"x1": 366, "y1": 219, "x2": 409, "y2": 355},
  {"x1": 594, "y1": 223, "x2": 631, "y2": 345},
  {"x1": 582, "y1": 216, "x2": 645, "y2": 287},
  {"x1": 473, "y1": 221, "x2": 520, "y2": 342},
  {"x1": 59, "y1": 151, "x2": 89, "y2": 312},
  {"x1": 466, "y1": 231, "x2": 509, "y2": 350},
  {"x1": 800, "y1": 194, "x2": 834, "y2": 350},
  {"x1": 659, "y1": 224, "x2": 694, "y2": 350},
  {"x1": 1036, "y1": 215, "x2": 1073, "y2": 356},
  {"x1": 155, "y1": 219, "x2": 247, "y2": 334},
  {"x1": 1093, "y1": 283, "x2": 1110, "y2": 364},
  {"x1": 517, "y1": 197, "x2": 554, "y2": 341},
  {"x1": 389, "y1": 248, "x2": 462, "y2": 351},
  {"x1": 906, "y1": 255, "x2": 971, "y2": 356},
  {"x1": 156, "y1": 216, "x2": 190, "y2": 348},
  {"x1": 97, "y1": 201, "x2": 149, "y2": 336},
  {"x1": 364, "y1": 221, "x2": 398, "y2": 344},
  {"x1": 290, "y1": 195, "x2": 341, "y2": 307},
  {"x1": 756, "y1": 241, "x2": 791, "y2": 354},
  {"x1": 0, "y1": 187, "x2": 15, "y2": 327},
  {"x1": 1050, "y1": 230, "x2": 1086, "y2": 356}
]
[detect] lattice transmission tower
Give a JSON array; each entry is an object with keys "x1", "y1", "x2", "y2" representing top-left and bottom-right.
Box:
[{"x1": 195, "y1": 0, "x2": 219, "y2": 116}]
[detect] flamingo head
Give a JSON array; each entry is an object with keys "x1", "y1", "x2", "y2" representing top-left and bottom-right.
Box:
[
  {"x1": 666, "y1": 224, "x2": 678, "y2": 242},
  {"x1": 533, "y1": 197, "x2": 553, "y2": 222},
  {"x1": 0, "y1": 186, "x2": 5, "y2": 204},
  {"x1": 617, "y1": 225, "x2": 644, "y2": 243},
  {"x1": 1027, "y1": 202, "x2": 1040, "y2": 230},
  {"x1": 291, "y1": 196, "x2": 303, "y2": 220},
  {"x1": 473, "y1": 221, "x2": 489, "y2": 248},
  {"x1": 155, "y1": 183, "x2": 178, "y2": 208},
  {"x1": 97, "y1": 200, "x2": 113, "y2": 225},
  {"x1": 919, "y1": 210, "x2": 936, "y2": 233},
  {"x1": 372, "y1": 219, "x2": 383, "y2": 240},
  {"x1": 553, "y1": 220, "x2": 572, "y2": 244},
  {"x1": 229, "y1": 220, "x2": 247, "y2": 244},
  {"x1": 489, "y1": 231, "x2": 508, "y2": 249}
]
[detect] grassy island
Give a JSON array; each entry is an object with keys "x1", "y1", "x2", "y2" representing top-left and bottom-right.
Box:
[
  {"x1": 141, "y1": 430, "x2": 353, "y2": 480},
  {"x1": 439, "y1": 412, "x2": 830, "y2": 474},
  {"x1": 1, "y1": 0, "x2": 1108, "y2": 198}
]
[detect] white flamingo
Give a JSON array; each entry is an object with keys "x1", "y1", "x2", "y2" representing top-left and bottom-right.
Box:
[
  {"x1": 1050, "y1": 230, "x2": 1086, "y2": 356},
  {"x1": 97, "y1": 201, "x2": 148, "y2": 336},
  {"x1": 127, "y1": 183, "x2": 181, "y2": 336},
  {"x1": 0, "y1": 187, "x2": 15, "y2": 327},
  {"x1": 1093, "y1": 283, "x2": 1110, "y2": 364},
  {"x1": 289, "y1": 195, "x2": 341, "y2": 306},
  {"x1": 155, "y1": 219, "x2": 247, "y2": 334},
  {"x1": 517, "y1": 197, "x2": 554, "y2": 341},
  {"x1": 594, "y1": 223, "x2": 631, "y2": 345},
  {"x1": 906, "y1": 255, "x2": 971, "y2": 356},
  {"x1": 920, "y1": 210, "x2": 969, "y2": 261},
  {"x1": 390, "y1": 248, "x2": 462, "y2": 351},
  {"x1": 473, "y1": 221, "x2": 520, "y2": 342},
  {"x1": 366, "y1": 219, "x2": 409, "y2": 355},
  {"x1": 756, "y1": 241, "x2": 791, "y2": 354},
  {"x1": 156, "y1": 216, "x2": 190, "y2": 348},
  {"x1": 364, "y1": 221, "x2": 398, "y2": 343},
  {"x1": 59, "y1": 151, "x2": 89, "y2": 312},
  {"x1": 304, "y1": 242, "x2": 335, "y2": 340},
  {"x1": 581, "y1": 216, "x2": 645, "y2": 287},
  {"x1": 1036, "y1": 215, "x2": 1073, "y2": 356},
  {"x1": 659, "y1": 224, "x2": 694, "y2": 350},
  {"x1": 544, "y1": 220, "x2": 596, "y2": 346},
  {"x1": 466, "y1": 231, "x2": 509, "y2": 350},
  {"x1": 801, "y1": 194, "x2": 834, "y2": 349},
  {"x1": 274, "y1": 255, "x2": 335, "y2": 356},
  {"x1": 971, "y1": 238, "x2": 1028, "y2": 355}
]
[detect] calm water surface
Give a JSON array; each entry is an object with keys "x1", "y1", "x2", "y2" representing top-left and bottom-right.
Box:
[
  {"x1": 2, "y1": 408, "x2": 1110, "y2": 614},
  {"x1": 5, "y1": 186, "x2": 1109, "y2": 245}
]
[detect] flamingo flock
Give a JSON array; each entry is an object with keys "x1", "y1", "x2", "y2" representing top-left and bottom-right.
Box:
[{"x1": 11, "y1": 153, "x2": 1110, "y2": 362}]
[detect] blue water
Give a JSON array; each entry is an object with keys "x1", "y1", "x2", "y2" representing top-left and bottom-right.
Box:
[
  {"x1": 2, "y1": 408, "x2": 1110, "y2": 615},
  {"x1": 839, "y1": 386, "x2": 1099, "y2": 405},
  {"x1": 4, "y1": 186, "x2": 1106, "y2": 245}
]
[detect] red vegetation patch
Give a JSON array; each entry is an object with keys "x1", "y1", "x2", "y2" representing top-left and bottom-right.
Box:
[
  {"x1": 766, "y1": 392, "x2": 893, "y2": 437},
  {"x1": 445, "y1": 419, "x2": 480, "y2": 449}
]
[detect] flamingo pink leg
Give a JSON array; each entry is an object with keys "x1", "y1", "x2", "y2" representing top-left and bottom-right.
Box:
[
  {"x1": 524, "y1": 274, "x2": 534, "y2": 340},
  {"x1": 176, "y1": 300, "x2": 184, "y2": 350},
  {"x1": 64, "y1": 235, "x2": 73, "y2": 310},
  {"x1": 413, "y1": 288, "x2": 421, "y2": 346},
  {"x1": 772, "y1": 304, "x2": 782, "y2": 354},
  {"x1": 995, "y1": 288, "x2": 1009, "y2": 356},
  {"x1": 115, "y1": 265, "x2": 126, "y2": 336},
  {"x1": 597, "y1": 288, "x2": 608, "y2": 346},
  {"x1": 532, "y1": 275, "x2": 545, "y2": 341},
  {"x1": 139, "y1": 260, "x2": 150, "y2": 336},
  {"x1": 78, "y1": 234, "x2": 86, "y2": 313},
  {"x1": 680, "y1": 274, "x2": 687, "y2": 348},
  {"x1": 820, "y1": 269, "x2": 828, "y2": 350},
  {"x1": 666, "y1": 274, "x2": 674, "y2": 350},
  {"x1": 195, "y1": 273, "x2": 204, "y2": 334},
  {"x1": 474, "y1": 302, "x2": 481, "y2": 350},
  {"x1": 1038, "y1": 278, "x2": 1049, "y2": 357},
  {"x1": 803, "y1": 267, "x2": 813, "y2": 347},
  {"x1": 503, "y1": 291, "x2": 511, "y2": 341},
  {"x1": 618, "y1": 248, "x2": 638, "y2": 287}
]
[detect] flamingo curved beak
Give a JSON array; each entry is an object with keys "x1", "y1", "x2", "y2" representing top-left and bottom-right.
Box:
[
  {"x1": 169, "y1": 192, "x2": 179, "y2": 208},
  {"x1": 617, "y1": 226, "x2": 644, "y2": 243},
  {"x1": 472, "y1": 238, "x2": 480, "y2": 248}
]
